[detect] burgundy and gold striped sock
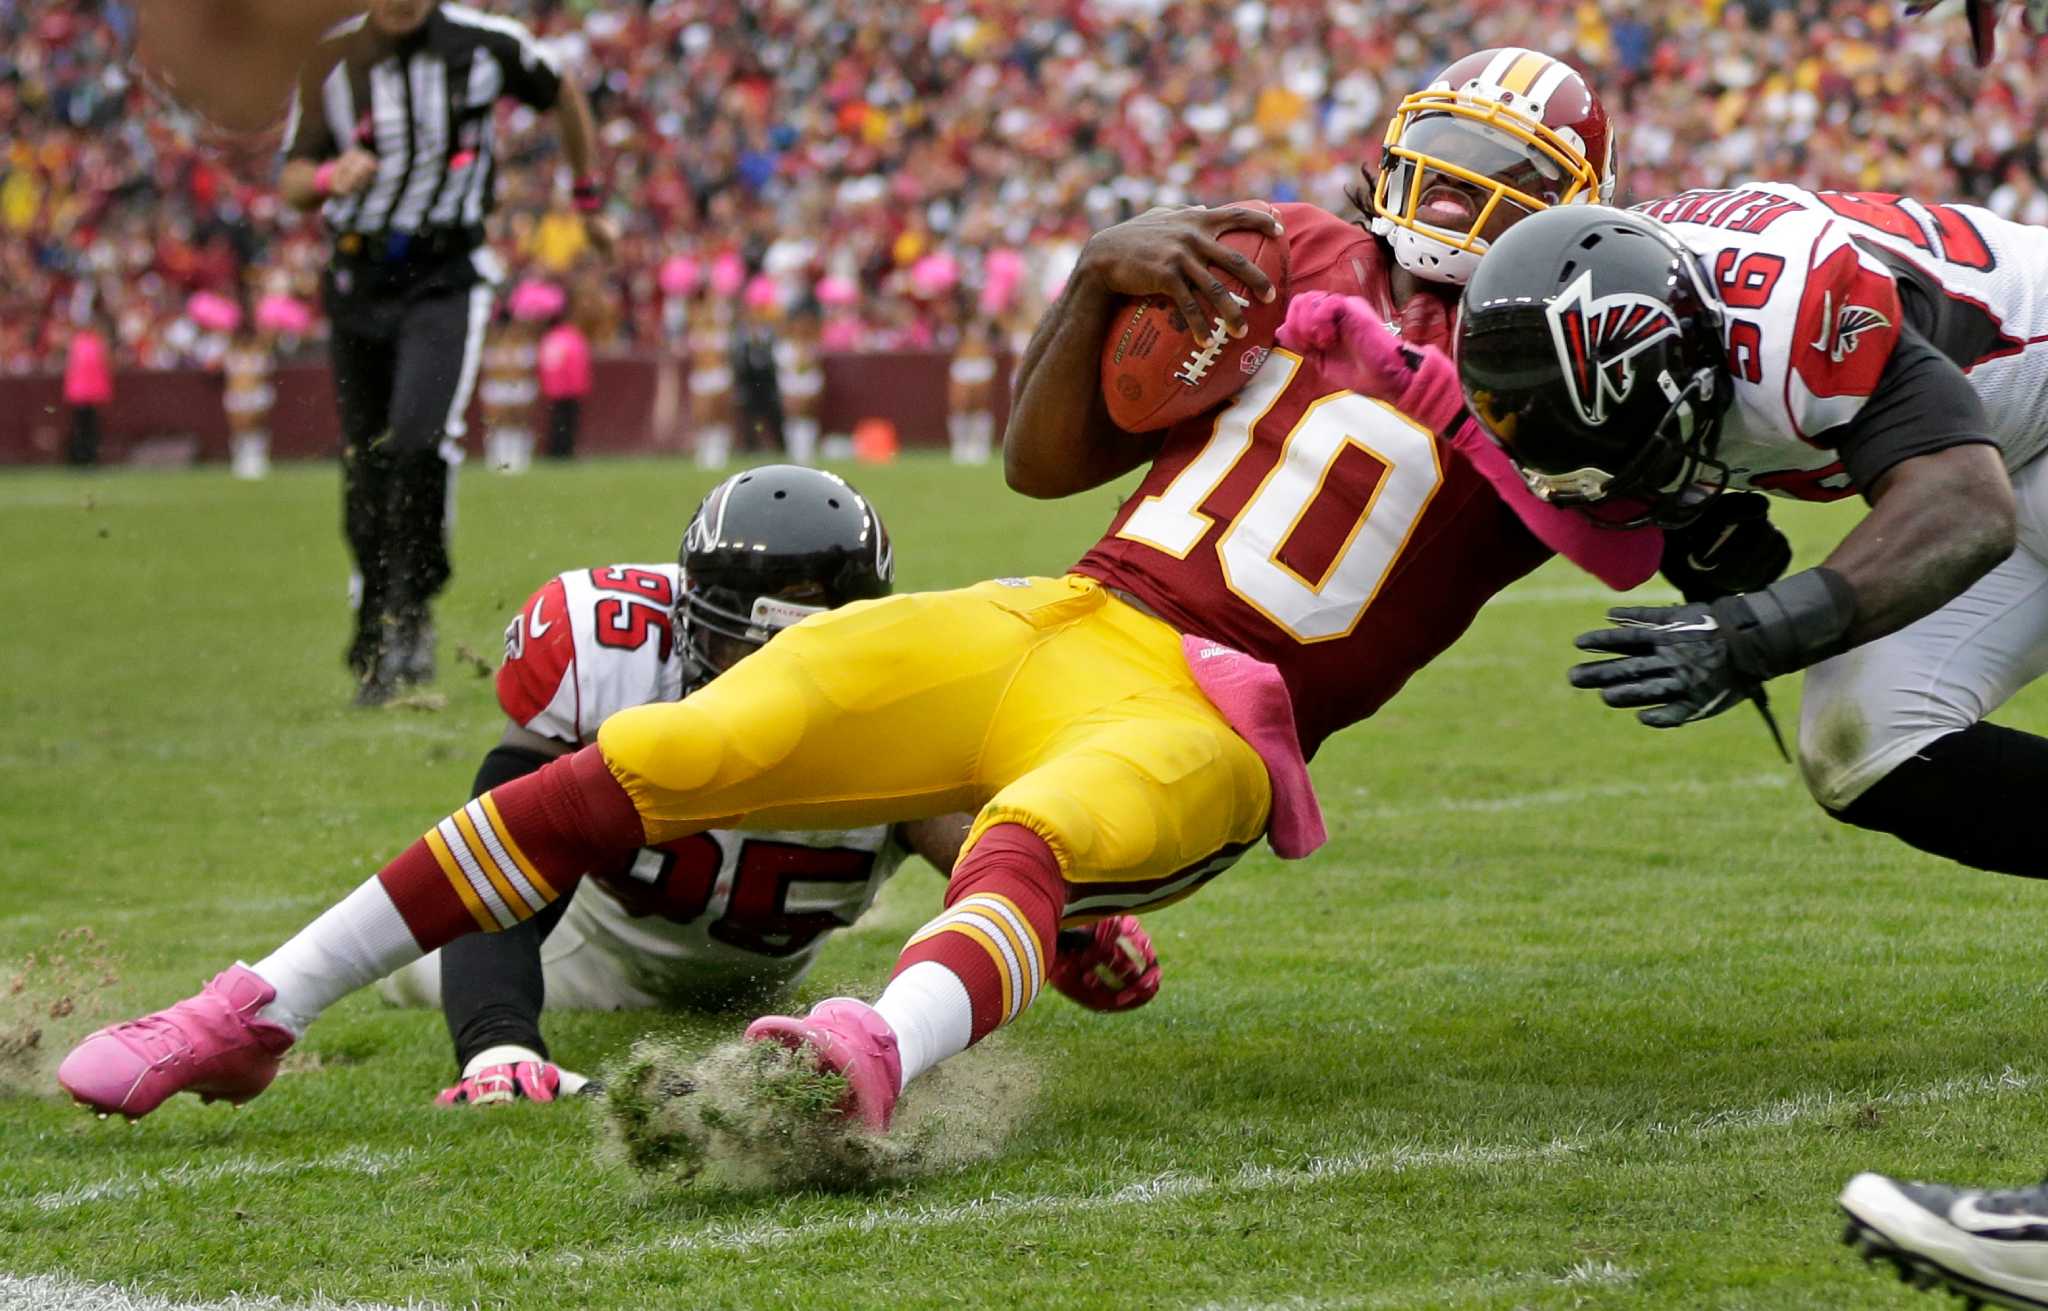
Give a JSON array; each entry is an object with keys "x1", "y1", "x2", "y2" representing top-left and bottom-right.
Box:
[{"x1": 875, "y1": 823, "x2": 1064, "y2": 1087}]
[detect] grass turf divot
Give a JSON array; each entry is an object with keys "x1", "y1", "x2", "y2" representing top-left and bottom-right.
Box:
[
  {"x1": 603, "y1": 1036, "x2": 888, "y2": 1191},
  {"x1": 601, "y1": 1034, "x2": 1041, "y2": 1194}
]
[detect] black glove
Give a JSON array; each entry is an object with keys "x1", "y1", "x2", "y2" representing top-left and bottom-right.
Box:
[
  {"x1": 1570, "y1": 601, "x2": 1758, "y2": 727},
  {"x1": 1657, "y1": 491, "x2": 1792, "y2": 604},
  {"x1": 1570, "y1": 569, "x2": 1858, "y2": 728}
]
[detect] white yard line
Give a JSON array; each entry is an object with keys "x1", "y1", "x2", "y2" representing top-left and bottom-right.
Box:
[
  {"x1": 1651, "y1": 1067, "x2": 2042, "y2": 1136},
  {"x1": 513, "y1": 1065, "x2": 2036, "y2": 1271},
  {"x1": 10, "y1": 1148, "x2": 415, "y2": 1216},
  {"x1": 0, "y1": 1274, "x2": 442, "y2": 1311}
]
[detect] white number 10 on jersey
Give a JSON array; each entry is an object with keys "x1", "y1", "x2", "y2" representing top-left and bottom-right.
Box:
[{"x1": 1116, "y1": 351, "x2": 1444, "y2": 642}]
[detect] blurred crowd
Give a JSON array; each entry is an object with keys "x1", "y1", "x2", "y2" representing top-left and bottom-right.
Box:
[{"x1": 4, "y1": 0, "x2": 2047, "y2": 374}]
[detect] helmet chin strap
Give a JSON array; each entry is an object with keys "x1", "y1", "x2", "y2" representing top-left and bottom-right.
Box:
[{"x1": 1389, "y1": 226, "x2": 1482, "y2": 286}]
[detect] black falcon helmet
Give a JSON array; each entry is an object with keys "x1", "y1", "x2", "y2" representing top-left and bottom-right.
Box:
[
  {"x1": 1455, "y1": 203, "x2": 1733, "y2": 527},
  {"x1": 675, "y1": 464, "x2": 893, "y2": 687}
]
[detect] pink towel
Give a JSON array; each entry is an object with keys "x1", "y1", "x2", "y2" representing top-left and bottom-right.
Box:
[
  {"x1": 1448, "y1": 418, "x2": 1663, "y2": 590},
  {"x1": 1180, "y1": 635, "x2": 1327, "y2": 860}
]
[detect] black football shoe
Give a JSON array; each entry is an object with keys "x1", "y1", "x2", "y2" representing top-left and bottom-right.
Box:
[
  {"x1": 352, "y1": 616, "x2": 406, "y2": 707},
  {"x1": 396, "y1": 608, "x2": 436, "y2": 686},
  {"x1": 1842, "y1": 1171, "x2": 2048, "y2": 1308}
]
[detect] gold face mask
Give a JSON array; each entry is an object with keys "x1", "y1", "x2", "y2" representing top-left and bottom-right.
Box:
[{"x1": 1372, "y1": 90, "x2": 1600, "y2": 257}]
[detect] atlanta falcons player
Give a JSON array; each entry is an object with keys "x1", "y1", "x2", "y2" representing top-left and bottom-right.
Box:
[{"x1": 1447, "y1": 187, "x2": 2048, "y2": 879}]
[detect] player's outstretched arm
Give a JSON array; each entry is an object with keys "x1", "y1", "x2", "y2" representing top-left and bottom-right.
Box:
[
  {"x1": 134, "y1": 0, "x2": 362, "y2": 149},
  {"x1": 1823, "y1": 443, "x2": 2015, "y2": 645},
  {"x1": 1004, "y1": 206, "x2": 1280, "y2": 499},
  {"x1": 1570, "y1": 334, "x2": 2015, "y2": 729},
  {"x1": 552, "y1": 79, "x2": 615, "y2": 258}
]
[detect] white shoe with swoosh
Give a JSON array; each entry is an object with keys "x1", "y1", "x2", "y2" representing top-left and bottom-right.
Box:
[{"x1": 1842, "y1": 1171, "x2": 2048, "y2": 1308}]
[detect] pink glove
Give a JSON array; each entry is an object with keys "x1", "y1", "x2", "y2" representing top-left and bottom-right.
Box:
[
  {"x1": 1276, "y1": 290, "x2": 1465, "y2": 436},
  {"x1": 1048, "y1": 914, "x2": 1161, "y2": 1013},
  {"x1": 435, "y1": 1045, "x2": 590, "y2": 1106}
]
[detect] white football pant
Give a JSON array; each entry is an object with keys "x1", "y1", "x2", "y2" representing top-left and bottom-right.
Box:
[{"x1": 1798, "y1": 454, "x2": 2048, "y2": 810}]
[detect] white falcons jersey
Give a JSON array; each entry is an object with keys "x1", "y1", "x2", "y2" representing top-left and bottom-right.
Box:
[
  {"x1": 1635, "y1": 183, "x2": 2048, "y2": 501},
  {"x1": 496, "y1": 563, "x2": 908, "y2": 993}
]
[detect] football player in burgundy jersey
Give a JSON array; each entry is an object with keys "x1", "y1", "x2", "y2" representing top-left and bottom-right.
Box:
[
  {"x1": 56, "y1": 51, "x2": 1774, "y2": 1137},
  {"x1": 376, "y1": 466, "x2": 1159, "y2": 1106},
  {"x1": 1445, "y1": 194, "x2": 2048, "y2": 880}
]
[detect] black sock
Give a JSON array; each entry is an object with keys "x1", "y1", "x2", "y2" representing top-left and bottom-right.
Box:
[{"x1": 1832, "y1": 722, "x2": 2048, "y2": 876}]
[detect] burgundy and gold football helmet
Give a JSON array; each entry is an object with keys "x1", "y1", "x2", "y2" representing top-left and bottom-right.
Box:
[{"x1": 1371, "y1": 48, "x2": 1619, "y2": 286}]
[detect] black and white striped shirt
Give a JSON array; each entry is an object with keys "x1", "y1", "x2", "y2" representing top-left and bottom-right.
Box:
[{"x1": 282, "y1": 3, "x2": 561, "y2": 241}]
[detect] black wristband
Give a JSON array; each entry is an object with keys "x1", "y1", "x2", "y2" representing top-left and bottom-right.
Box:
[{"x1": 1712, "y1": 566, "x2": 1858, "y2": 680}]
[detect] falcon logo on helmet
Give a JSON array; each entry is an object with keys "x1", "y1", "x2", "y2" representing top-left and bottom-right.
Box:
[
  {"x1": 1370, "y1": 47, "x2": 1618, "y2": 287},
  {"x1": 1546, "y1": 269, "x2": 1683, "y2": 427}
]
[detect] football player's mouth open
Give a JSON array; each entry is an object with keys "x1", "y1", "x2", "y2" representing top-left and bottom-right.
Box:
[
  {"x1": 1416, "y1": 179, "x2": 1531, "y2": 245},
  {"x1": 1416, "y1": 182, "x2": 1481, "y2": 232}
]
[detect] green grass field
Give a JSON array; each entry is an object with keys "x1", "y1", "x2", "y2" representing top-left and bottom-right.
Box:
[{"x1": 4, "y1": 455, "x2": 2046, "y2": 1310}]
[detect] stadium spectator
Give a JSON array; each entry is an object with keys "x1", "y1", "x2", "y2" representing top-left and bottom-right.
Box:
[
  {"x1": 61, "y1": 311, "x2": 112, "y2": 466},
  {"x1": 8, "y1": 0, "x2": 2046, "y2": 378},
  {"x1": 730, "y1": 280, "x2": 784, "y2": 456},
  {"x1": 479, "y1": 311, "x2": 540, "y2": 473},
  {"x1": 537, "y1": 310, "x2": 591, "y2": 459}
]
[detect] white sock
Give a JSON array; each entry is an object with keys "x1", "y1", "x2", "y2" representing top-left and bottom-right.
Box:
[
  {"x1": 230, "y1": 433, "x2": 270, "y2": 480},
  {"x1": 695, "y1": 424, "x2": 731, "y2": 468},
  {"x1": 785, "y1": 416, "x2": 819, "y2": 465},
  {"x1": 950, "y1": 413, "x2": 993, "y2": 464},
  {"x1": 873, "y1": 960, "x2": 974, "y2": 1091},
  {"x1": 250, "y1": 876, "x2": 422, "y2": 1037}
]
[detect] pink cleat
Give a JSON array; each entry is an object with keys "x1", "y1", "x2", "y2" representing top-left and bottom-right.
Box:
[
  {"x1": 743, "y1": 997, "x2": 902, "y2": 1132},
  {"x1": 58, "y1": 965, "x2": 295, "y2": 1119}
]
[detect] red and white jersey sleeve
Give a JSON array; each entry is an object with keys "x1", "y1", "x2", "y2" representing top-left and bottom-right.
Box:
[
  {"x1": 493, "y1": 561, "x2": 911, "y2": 993},
  {"x1": 1639, "y1": 182, "x2": 2048, "y2": 500},
  {"x1": 496, "y1": 563, "x2": 686, "y2": 746}
]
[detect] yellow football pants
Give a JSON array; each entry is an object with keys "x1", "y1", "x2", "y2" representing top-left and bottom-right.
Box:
[{"x1": 595, "y1": 575, "x2": 1272, "y2": 918}]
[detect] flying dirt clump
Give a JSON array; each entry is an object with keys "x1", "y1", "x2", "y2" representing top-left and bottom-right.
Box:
[
  {"x1": 601, "y1": 1033, "x2": 1039, "y2": 1193},
  {"x1": 1, "y1": 927, "x2": 122, "y2": 1096}
]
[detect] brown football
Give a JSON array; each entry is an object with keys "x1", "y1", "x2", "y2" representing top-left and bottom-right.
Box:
[{"x1": 1099, "y1": 200, "x2": 1291, "y2": 433}]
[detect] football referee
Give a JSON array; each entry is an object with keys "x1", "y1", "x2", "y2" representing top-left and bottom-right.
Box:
[{"x1": 280, "y1": 0, "x2": 610, "y2": 705}]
